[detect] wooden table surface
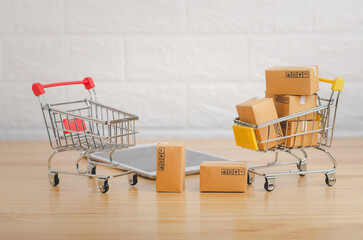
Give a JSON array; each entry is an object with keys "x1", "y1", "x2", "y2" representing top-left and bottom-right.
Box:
[{"x1": 0, "y1": 138, "x2": 362, "y2": 240}]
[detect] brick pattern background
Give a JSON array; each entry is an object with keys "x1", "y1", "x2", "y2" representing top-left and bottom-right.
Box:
[{"x1": 0, "y1": 0, "x2": 362, "y2": 139}]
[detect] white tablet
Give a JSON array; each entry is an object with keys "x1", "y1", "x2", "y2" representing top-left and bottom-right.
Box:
[{"x1": 89, "y1": 143, "x2": 233, "y2": 179}]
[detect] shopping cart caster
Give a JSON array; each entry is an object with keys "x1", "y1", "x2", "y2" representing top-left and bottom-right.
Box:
[
  {"x1": 325, "y1": 172, "x2": 336, "y2": 186},
  {"x1": 128, "y1": 173, "x2": 138, "y2": 186},
  {"x1": 247, "y1": 172, "x2": 255, "y2": 185},
  {"x1": 297, "y1": 162, "x2": 307, "y2": 177},
  {"x1": 97, "y1": 178, "x2": 109, "y2": 193},
  {"x1": 48, "y1": 172, "x2": 59, "y2": 187},
  {"x1": 264, "y1": 176, "x2": 275, "y2": 192},
  {"x1": 87, "y1": 163, "x2": 96, "y2": 175}
]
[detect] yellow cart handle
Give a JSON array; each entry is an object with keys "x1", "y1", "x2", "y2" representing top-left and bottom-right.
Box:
[{"x1": 319, "y1": 77, "x2": 345, "y2": 91}]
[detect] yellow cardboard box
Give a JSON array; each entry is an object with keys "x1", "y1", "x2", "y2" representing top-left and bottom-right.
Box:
[
  {"x1": 265, "y1": 66, "x2": 319, "y2": 95},
  {"x1": 156, "y1": 142, "x2": 185, "y2": 192},
  {"x1": 200, "y1": 161, "x2": 247, "y2": 192},
  {"x1": 236, "y1": 97, "x2": 283, "y2": 151}
]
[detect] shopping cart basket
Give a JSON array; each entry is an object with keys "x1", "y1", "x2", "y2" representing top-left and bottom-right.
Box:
[
  {"x1": 233, "y1": 77, "x2": 345, "y2": 191},
  {"x1": 32, "y1": 77, "x2": 139, "y2": 193}
]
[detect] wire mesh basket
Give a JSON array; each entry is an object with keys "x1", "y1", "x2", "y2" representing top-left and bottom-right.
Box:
[
  {"x1": 233, "y1": 77, "x2": 345, "y2": 191},
  {"x1": 32, "y1": 78, "x2": 139, "y2": 193}
]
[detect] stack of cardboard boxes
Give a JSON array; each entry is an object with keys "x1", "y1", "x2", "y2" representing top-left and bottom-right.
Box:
[{"x1": 236, "y1": 66, "x2": 320, "y2": 150}]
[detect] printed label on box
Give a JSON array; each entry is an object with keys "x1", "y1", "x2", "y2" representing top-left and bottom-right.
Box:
[
  {"x1": 158, "y1": 147, "x2": 165, "y2": 171},
  {"x1": 285, "y1": 71, "x2": 309, "y2": 78},
  {"x1": 221, "y1": 168, "x2": 246, "y2": 175},
  {"x1": 274, "y1": 123, "x2": 283, "y2": 139},
  {"x1": 275, "y1": 95, "x2": 289, "y2": 104}
]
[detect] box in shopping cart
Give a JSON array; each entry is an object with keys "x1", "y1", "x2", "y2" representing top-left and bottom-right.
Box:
[
  {"x1": 265, "y1": 93, "x2": 318, "y2": 120},
  {"x1": 265, "y1": 66, "x2": 319, "y2": 95},
  {"x1": 281, "y1": 120, "x2": 320, "y2": 147},
  {"x1": 236, "y1": 97, "x2": 283, "y2": 151}
]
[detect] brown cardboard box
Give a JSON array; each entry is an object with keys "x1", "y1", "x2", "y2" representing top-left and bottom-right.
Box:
[
  {"x1": 156, "y1": 142, "x2": 185, "y2": 192},
  {"x1": 236, "y1": 98, "x2": 283, "y2": 151},
  {"x1": 281, "y1": 120, "x2": 320, "y2": 147},
  {"x1": 200, "y1": 161, "x2": 247, "y2": 192},
  {"x1": 265, "y1": 66, "x2": 319, "y2": 95},
  {"x1": 265, "y1": 93, "x2": 318, "y2": 120}
]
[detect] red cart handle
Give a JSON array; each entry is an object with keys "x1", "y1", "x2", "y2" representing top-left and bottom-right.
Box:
[{"x1": 32, "y1": 77, "x2": 95, "y2": 96}]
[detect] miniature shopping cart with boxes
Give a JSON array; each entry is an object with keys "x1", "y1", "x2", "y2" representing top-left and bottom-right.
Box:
[
  {"x1": 32, "y1": 78, "x2": 138, "y2": 193},
  {"x1": 233, "y1": 77, "x2": 345, "y2": 191}
]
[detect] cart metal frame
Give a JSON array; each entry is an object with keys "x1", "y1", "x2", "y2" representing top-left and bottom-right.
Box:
[
  {"x1": 32, "y1": 78, "x2": 139, "y2": 193},
  {"x1": 233, "y1": 77, "x2": 344, "y2": 191}
]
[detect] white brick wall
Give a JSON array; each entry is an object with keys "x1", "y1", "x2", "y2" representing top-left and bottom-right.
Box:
[
  {"x1": 66, "y1": 0, "x2": 185, "y2": 33},
  {"x1": 4, "y1": 37, "x2": 67, "y2": 83},
  {"x1": 315, "y1": 0, "x2": 363, "y2": 32},
  {"x1": 127, "y1": 37, "x2": 248, "y2": 82},
  {"x1": 0, "y1": 0, "x2": 63, "y2": 34},
  {"x1": 189, "y1": 0, "x2": 314, "y2": 33},
  {"x1": 0, "y1": 0, "x2": 362, "y2": 140}
]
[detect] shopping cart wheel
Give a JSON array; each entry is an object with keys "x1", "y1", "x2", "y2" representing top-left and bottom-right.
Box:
[
  {"x1": 325, "y1": 173, "x2": 336, "y2": 186},
  {"x1": 297, "y1": 162, "x2": 307, "y2": 177},
  {"x1": 87, "y1": 163, "x2": 96, "y2": 175},
  {"x1": 247, "y1": 172, "x2": 255, "y2": 185},
  {"x1": 97, "y1": 178, "x2": 109, "y2": 193},
  {"x1": 264, "y1": 177, "x2": 275, "y2": 192},
  {"x1": 128, "y1": 173, "x2": 138, "y2": 186},
  {"x1": 48, "y1": 172, "x2": 59, "y2": 187}
]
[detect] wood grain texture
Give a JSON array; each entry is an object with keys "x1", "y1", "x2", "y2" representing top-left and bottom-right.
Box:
[{"x1": 0, "y1": 138, "x2": 362, "y2": 240}]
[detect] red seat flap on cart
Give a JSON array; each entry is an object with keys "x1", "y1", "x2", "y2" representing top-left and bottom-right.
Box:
[{"x1": 63, "y1": 118, "x2": 86, "y2": 134}]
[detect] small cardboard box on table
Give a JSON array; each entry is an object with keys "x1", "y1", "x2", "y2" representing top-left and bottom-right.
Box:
[{"x1": 200, "y1": 161, "x2": 247, "y2": 192}]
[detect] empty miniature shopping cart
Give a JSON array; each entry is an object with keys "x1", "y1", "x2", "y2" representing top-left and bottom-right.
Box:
[
  {"x1": 233, "y1": 77, "x2": 344, "y2": 191},
  {"x1": 32, "y1": 78, "x2": 139, "y2": 193}
]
